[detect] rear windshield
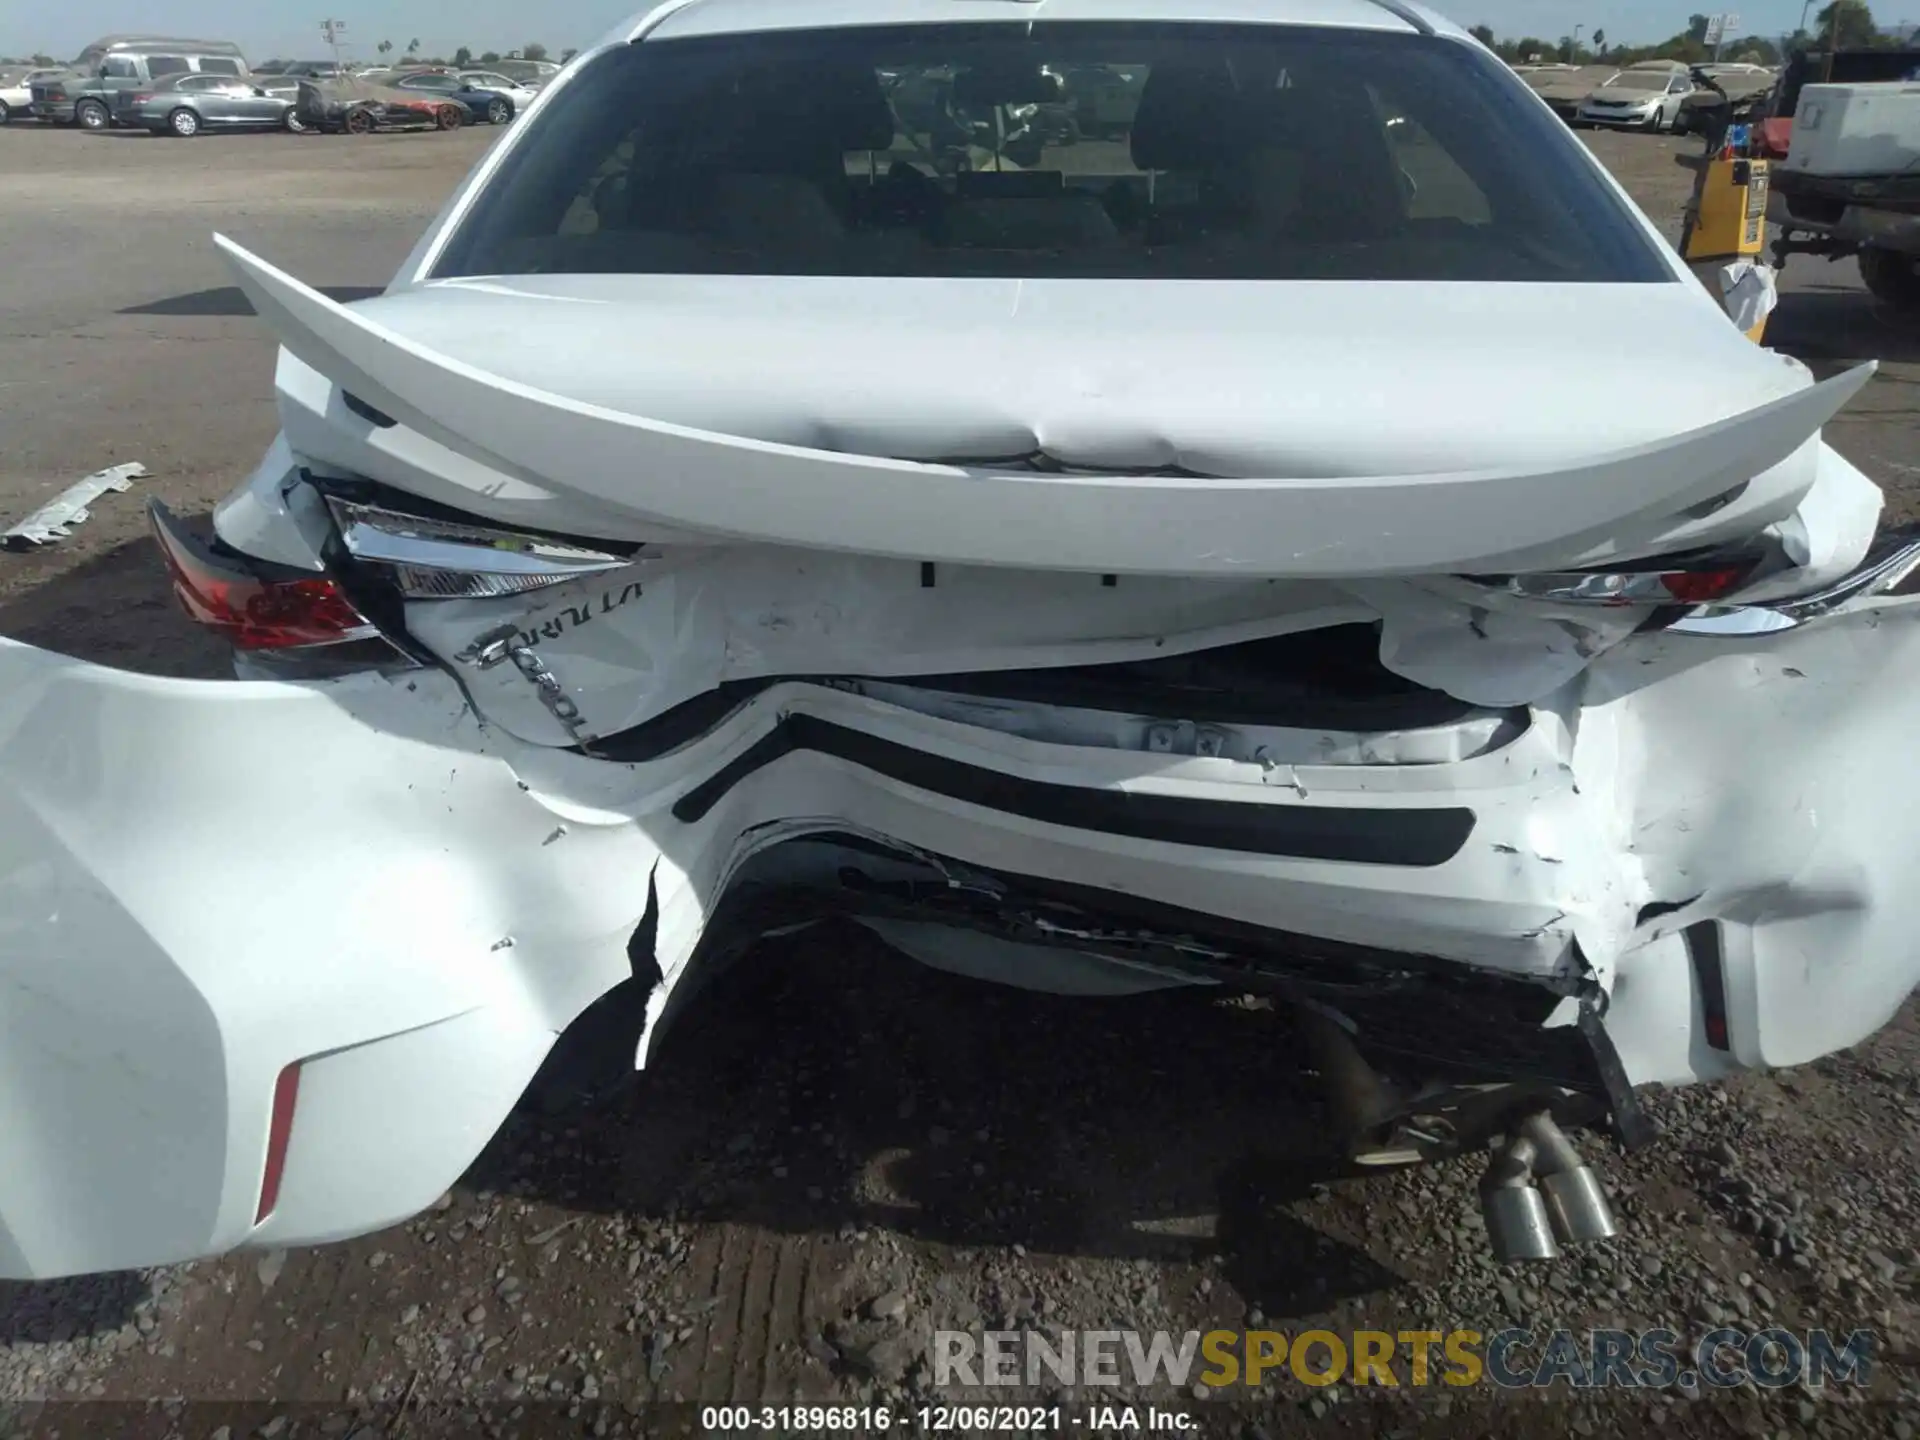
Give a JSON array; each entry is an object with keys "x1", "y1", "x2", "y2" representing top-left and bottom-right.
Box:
[{"x1": 434, "y1": 22, "x2": 1672, "y2": 284}]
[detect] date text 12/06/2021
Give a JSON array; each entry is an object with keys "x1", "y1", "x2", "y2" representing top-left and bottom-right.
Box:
[{"x1": 700, "y1": 1406, "x2": 1194, "y2": 1432}]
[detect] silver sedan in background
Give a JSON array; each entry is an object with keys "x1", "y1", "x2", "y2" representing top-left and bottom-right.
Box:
[
  {"x1": 117, "y1": 74, "x2": 301, "y2": 137},
  {"x1": 1576, "y1": 70, "x2": 1695, "y2": 132}
]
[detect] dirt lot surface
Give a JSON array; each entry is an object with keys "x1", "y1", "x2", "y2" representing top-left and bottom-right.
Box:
[{"x1": 3, "y1": 123, "x2": 1920, "y2": 1440}]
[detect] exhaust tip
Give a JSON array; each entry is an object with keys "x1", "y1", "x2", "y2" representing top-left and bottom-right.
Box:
[
  {"x1": 1540, "y1": 1166, "x2": 1620, "y2": 1245},
  {"x1": 1482, "y1": 1182, "x2": 1561, "y2": 1264}
]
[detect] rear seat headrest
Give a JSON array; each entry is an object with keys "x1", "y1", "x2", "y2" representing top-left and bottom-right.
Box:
[
  {"x1": 1129, "y1": 64, "x2": 1241, "y2": 171},
  {"x1": 737, "y1": 64, "x2": 895, "y2": 153}
]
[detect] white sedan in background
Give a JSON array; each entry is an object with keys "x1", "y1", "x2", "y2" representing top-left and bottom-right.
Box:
[
  {"x1": 4, "y1": 0, "x2": 1919, "y2": 1283},
  {"x1": 1576, "y1": 68, "x2": 1697, "y2": 131}
]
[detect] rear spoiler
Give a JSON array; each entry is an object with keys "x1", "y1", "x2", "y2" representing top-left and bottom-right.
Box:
[{"x1": 217, "y1": 234, "x2": 1874, "y2": 579}]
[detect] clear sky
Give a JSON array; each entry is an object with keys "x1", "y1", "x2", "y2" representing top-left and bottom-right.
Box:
[{"x1": 0, "y1": 0, "x2": 1852, "y2": 64}]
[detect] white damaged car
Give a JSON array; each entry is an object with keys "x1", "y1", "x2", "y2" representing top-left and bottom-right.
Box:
[{"x1": 5, "y1": 0, "x2": 1920, "y2": 1279}]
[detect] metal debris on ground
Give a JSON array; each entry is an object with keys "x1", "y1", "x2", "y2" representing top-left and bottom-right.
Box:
[{"x1": 1, "y1": 463, "x2": 148, "y2": 549}]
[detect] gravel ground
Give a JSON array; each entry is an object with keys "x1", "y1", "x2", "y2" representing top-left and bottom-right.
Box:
[{"x1": 1, "y1": 123, "x2": 1918, "y2": 1439}]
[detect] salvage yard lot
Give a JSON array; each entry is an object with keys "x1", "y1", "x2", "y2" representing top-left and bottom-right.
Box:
[{"x1": 3, "y1": 125, "x2": 1919, "y2": 1438}]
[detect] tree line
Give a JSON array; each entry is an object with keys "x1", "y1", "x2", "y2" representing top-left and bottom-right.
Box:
[
  {"x1": 355, "y1": 41, "x2": 581, "y2": 68},
  {"x1": 1471, "y1": 1, "x2": 1908, "y2": 67}
]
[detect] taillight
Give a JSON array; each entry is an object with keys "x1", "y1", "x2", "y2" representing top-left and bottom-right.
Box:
[
  {"x1": 126, "y1": 92, "x2": 152, "y2": 104},
  {"x1": 1653, "y1": 568, "x2": 1753, "y2": 604},
  {"x1": 149, "y1": 499, "x2": 379, "y2": 649},
  {"x1": 1462, "y1": 558, "x2": 1759, "y2": 608},
  {"x1": 255, "y1": 1062, "x2": 302, "y2": 1224}
]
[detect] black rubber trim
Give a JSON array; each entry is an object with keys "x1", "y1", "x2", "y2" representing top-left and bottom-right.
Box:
[
  {"x1": 1578, "y1": 1000, "x2": 1660, "y2": 1150},
  {"x1": 592, "y1": 679, "x2": 778, "y2": 763},
  {"x1": 342, "y1": 391, "x2": 397, "y2": 428},
  {"x1": 670, "y1": 712, "x2": 1474, "y2": 866}
]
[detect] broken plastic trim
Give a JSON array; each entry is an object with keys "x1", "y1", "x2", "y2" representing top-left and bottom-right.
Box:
[
  {"x1": 2, "y1": 463, "x2": 148, "y2": 549},
  {"x1": 583, "y1": 626, "x2": 1517, "y2": 767},
  {"x1": 671, "y1": 711, "x2": 1476, "y2": 865}
]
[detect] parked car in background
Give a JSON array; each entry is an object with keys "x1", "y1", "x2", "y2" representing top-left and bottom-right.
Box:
[
  {"x1": 292, "y1": 74, "x2": 466, "y2": 133},
  {"x1": 458, "y1": 70, "x2": 539, "y2": 107},
  {"x1": 1577, "y1": 68, "x2": 1695, "y2": 131},
  {"x1": 29, "y1": 36, "x2": 250, "y2": 130},
  {"x1": 1674, "y1": 64, "x2": 1775, "y2": 138},
  {"x1": 489, "y1": 57, "x2": 562, "y2": 89},
  {"x1": 252, "y1": 60, "x2": 290, "y2": 76},
  {"x1": 115, "y1": 72, "x2": 301, "y2": 136},
  {"x1": 281, "y1": 60, "x2": 350, "y2": 80},
  {"x1": 0, "y1": 68, "x2": 64, "y2": 124},
  {"x1": 1520, "y1": 64, "x2": 1616, "y2": 121},
  {"x1": 392, "y1": 70, "x2": 517, "y2": 124}
]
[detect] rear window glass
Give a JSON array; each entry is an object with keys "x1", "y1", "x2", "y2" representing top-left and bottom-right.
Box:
[
  {"x1": 197, "y1": 58, "x2": 241, "y2": 76},
  {"x1": 434, "y1": 22, "x2": 1672, "y2": 284},
  {"x1": 147, "y1": 56, "x2": 191, "y2": 78}
]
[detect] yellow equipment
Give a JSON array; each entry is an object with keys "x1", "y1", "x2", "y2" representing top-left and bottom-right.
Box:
[
  {"x1": 1685, "y1": 157, "x2": 1769, "y2": 262},
  {"x1": 1682, "y1": 156, "x2": 1773, "y2": 341}
]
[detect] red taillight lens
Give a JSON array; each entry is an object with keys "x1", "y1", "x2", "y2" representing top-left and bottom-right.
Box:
[
  {"x1": 127, "y1": 92, "x2": 152, "y2": 103},
  {"x1": 255, "y1": 1063, "x2": 302, "y2": 1224},
  {"x1": 1656, "y1": 567, "x2": 1752, "y2": 604},
  {"x1": 149, "y1": 500, "x2": 377, "y2": 650}
]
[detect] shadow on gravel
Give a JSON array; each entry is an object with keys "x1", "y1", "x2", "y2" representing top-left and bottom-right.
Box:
[
  {"x1": 120, "y1": 284, "x2": 382, "y2": 318},
  {"x1": 0, "y1": 1273, "x2": 149, "y2": 1346},
  {"x1": 479, "y1": 922, "x2": 1405, "y2": 1322},
  {"x1": 1768, "y1": 285, "x2": 1920, "y2": 369},
  {"x1": 0, "y1": 530, "x2": 228, "y2": 676}
]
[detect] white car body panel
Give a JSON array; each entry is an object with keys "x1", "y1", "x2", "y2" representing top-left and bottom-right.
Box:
[
  {"x1": 8, "y1": 0, "x2": 1920, "y2": 1282},
  {"x1": 7, "y1": 584, "x2": 1920, "y2": 1277}
]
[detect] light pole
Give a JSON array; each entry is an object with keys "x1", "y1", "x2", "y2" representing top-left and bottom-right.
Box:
[{"x1": 320, "y1": 18, "x2": 348, "y2": 72}]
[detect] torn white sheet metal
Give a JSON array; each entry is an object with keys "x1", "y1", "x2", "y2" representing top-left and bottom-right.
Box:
[
  {"x1": 1719, "y1": 259, "x2": 1780, "y2": 335},
  {"x1": 404, "y1": 550, "x2": 1376, "y2": 746},
  {"x1": 215, "y1": 236, "x2": 1876, "y2": 578},
  {"x1": 6, "y1": 583, "x2": 1920, "y2": 1277},
  {"x1": 394, "y1": 442, "x2": 1881, "y2": 743},
  {"x1": 1, "y1": 463, "x2": 147, "y2": 548}
]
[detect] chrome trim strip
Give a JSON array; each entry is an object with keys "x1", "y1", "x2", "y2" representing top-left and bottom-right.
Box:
[{"x1": 327, "y1": 498, "x2": 630, "y2": 582}]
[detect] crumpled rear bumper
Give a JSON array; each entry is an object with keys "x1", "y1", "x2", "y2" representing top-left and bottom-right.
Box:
[{"x1": 4, "y1": 581, "x2": 1920, "y2": 1278}]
